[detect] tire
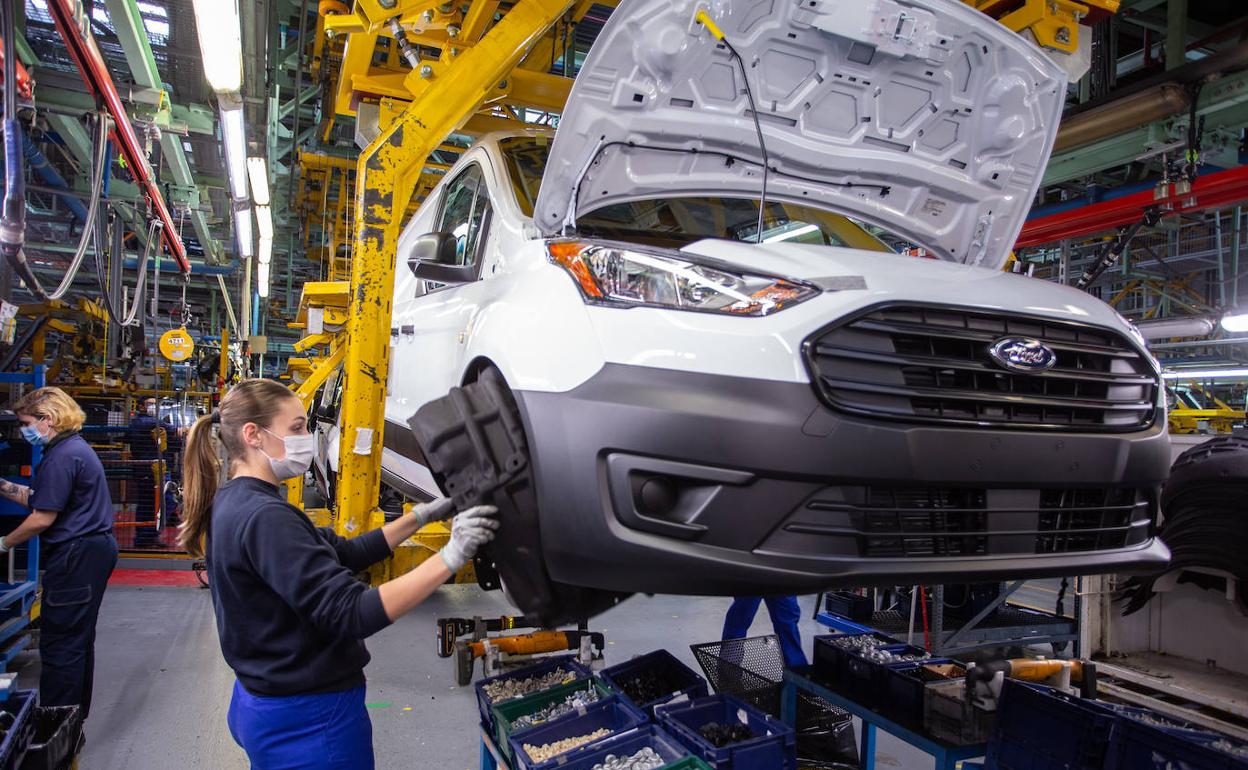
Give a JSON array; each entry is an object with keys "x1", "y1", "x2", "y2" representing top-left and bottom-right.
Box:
[{"x1": 409, "y1": 366, "x2": 629, "y2": 626}]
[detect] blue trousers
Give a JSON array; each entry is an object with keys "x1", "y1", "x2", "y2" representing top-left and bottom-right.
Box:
[
  {"x1": 228, "y1": 681, "x2": 374, "y2": 770},
  {"x1": 722, "y1": 596, "x2": 808, "y2": 668}
]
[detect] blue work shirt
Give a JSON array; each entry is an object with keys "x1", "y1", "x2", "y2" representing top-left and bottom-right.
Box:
[
  {"x1": 208, "y1": 477, "x2": 393, "y2": 696},
  {"x1": 30, "y1": 433, "x2": 115, "y2": 545}
]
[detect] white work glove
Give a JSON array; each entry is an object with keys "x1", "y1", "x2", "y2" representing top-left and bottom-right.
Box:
[
  {"x1": 409, "y1": 497, "x2": 455, "y2": 528},
  {"x1": 0, "y1": 536, "x2": 8, "y2": 554},
  {"x1": 439, "y1": 506, "x2": 500, "y2": 573}
]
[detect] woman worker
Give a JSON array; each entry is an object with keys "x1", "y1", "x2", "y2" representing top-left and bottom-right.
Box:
[
  {"x1": 0, "y1": 387, "x2": 118, "y2": 719},
  {"x1": 179, "y1": 378, "x2": 498, "y2": 769}
]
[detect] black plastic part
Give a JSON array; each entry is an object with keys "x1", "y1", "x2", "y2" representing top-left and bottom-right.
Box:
[
  {"x1": 1119, "y1": 434, "x2": 1248, "y2": 615},
  {"x1": 409, "y1": 367, "x2": 628, "y2": 626}
]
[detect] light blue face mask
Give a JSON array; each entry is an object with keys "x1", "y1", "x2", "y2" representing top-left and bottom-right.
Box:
[{"x1": 20, "y1": 425, "x2": 47, "y2": 446}]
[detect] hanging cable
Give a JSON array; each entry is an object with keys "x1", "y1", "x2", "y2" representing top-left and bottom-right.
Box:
[
  {"x1": 95, "y1": 217, "x2": 156, "y2": 327},
  {"x1": 695, "y1": 11, "x2": 770, "y2": 243},
  {"x1": 46, "y1": 113, "x2": 111, "y2": 300},
  {"x1": 121, "y1": 219, "x2": 161, "y2": 326},
  {"x1": 0, "y1": 0, "x2": 39, "y2": 298}
]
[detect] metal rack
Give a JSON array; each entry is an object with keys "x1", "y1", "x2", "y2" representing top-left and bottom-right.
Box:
[
  {"x1": 0, "y1": 366, "x2": 46, "y2": 670},
  {"x1": 819, "y1": 580, "x2": 1081, "y2": 657}
]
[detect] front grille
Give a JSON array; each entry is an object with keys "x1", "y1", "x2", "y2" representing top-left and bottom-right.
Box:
[
  {"x1": 804, "y1": 305, "x2": 1159, "y2": 431},
  {"x1": 787, "y1": 486, "x2": 1151, "y2": 558}
]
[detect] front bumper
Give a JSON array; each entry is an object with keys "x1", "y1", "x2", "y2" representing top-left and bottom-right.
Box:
[{"x1": 515, "y1": 364, "x2": 1171, "y2": 596}]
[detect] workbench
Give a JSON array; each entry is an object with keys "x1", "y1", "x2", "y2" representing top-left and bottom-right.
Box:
[{"x1": 780, "y1": 667, "x2": 986, "y2": 770}]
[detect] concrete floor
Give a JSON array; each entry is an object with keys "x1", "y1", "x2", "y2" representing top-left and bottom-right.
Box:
[{"x1": 13, "y1": 583, "x2": 949, "y2": 769}]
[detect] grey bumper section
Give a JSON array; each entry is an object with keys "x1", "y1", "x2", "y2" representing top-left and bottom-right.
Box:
[{"x1": 514, "y1": 363, "x2": 1172, "y2": 596}]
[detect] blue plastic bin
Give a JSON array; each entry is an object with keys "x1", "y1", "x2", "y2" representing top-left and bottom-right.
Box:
[
  {"x1": 542, "y1": 724, "x2": 693, "y2": 770},
  {"x1": 475, "y1": 655, "x2": 592, "y2": 733},
  {"x1": 509, "y1": 696, "x2": 649, "y2": 770},
  {"x1": 599, "y1": 650, "x2": 710, "y2": 717},
  {"x1": 1103, "y1": 705, "x2": 1248, "y2": 770},
  {"x1": 0, "y1": 689, "x2": 38, "y2": 770},
  {"x1": 659, "y1": 694, "x2": 797, "y2": 770},
  {"x1": 985, "y1": 681, "x2": 1121, "y2": 770}
]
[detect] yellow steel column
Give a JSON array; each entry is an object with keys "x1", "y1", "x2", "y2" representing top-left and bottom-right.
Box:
[{"x1": 333, "y1": 0, "x2": 574, "y2": 538}]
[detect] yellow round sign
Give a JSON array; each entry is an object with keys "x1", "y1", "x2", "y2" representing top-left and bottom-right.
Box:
[{"x1": 159, "y1": 328, "x2": 195, "y2": 362}]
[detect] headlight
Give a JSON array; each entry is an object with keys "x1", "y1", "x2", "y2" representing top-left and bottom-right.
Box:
[{"x1": 546, "y1": 240, "x2": 818, "y2": 317}]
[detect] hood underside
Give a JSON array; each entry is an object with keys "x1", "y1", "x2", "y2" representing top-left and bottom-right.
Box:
[{"x1": 533, "y1": 0, "x2": 1067, "y2": 270}]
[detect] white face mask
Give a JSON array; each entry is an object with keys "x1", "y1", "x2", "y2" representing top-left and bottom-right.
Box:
[{"x1": 260, "y1": 428, "x2": 316, "y2": 481}]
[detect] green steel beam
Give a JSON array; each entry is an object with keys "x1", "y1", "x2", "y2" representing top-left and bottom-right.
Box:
[
  {"x1": 1166, "y1": 0, "x2": 1188, "y2": 70},
  {"x1": 1044, "y1": 70, "x2": 1248, "y2": 185},
  {"x1": 104, "y1": 0, "x2": 224, "y2": 262},
  {"x1": 38, "y1": 87, "x2": 215, "y2": 136}
]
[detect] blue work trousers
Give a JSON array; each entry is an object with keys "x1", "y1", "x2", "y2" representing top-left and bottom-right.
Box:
[
  {"x1": 722, "y1": 595, "x2": 809, "y2": 668},
  {"x1": 227, "y1": 681, "x2": 375, "y2": 770}
]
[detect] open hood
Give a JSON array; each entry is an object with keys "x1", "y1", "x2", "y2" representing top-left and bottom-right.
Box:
[{"x1": 533, "y1": 0, "x2": 1067, "y2": 269}]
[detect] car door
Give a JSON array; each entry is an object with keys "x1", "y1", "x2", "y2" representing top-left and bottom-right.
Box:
[
  {"x1": 389, "y1": 161, "x2": 494, "y2": 413},
  {"x1": 385, "y1": 159, "x2": 496, "y2": 499}
]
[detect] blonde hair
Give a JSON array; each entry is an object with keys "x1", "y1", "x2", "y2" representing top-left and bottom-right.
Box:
[
  {"x1": 179, "y1": 378, "x2": 299, "y2": 557},
  {"x1": 12, "y1": 387, "x2": 86, "y2": 433}
]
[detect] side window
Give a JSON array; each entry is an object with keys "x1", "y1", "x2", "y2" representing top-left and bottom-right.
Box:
[{"x1": 436, "y1": 165, "x2": 493, "y2": 266}]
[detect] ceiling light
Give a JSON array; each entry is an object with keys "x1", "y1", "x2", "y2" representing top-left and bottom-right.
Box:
[
  {"x1": 234, "y1": 207, "x2": 253, "y2": 258},
  {"x1": 191, "y1": 0, "x2": 242, "y2": 93},
  {"x1": 257, "y1": 260, "x2": 270, "y2": 298},
  {"x1": 220, "y1": 106, "x2": 248, "y2": 200},
  {"x1": 256, "y1": 205, "x2": 273, "y2": 240},
  {"x1": 1162, "y1": 368, "x2": 1248, "y2": 380},
  {"x1": 1220, "y1": 310, "x2": 1248, "y2": 333},
  {"x1": 258, "y1": 235, "x2": 272, "y2": 266},
  {"x1": 248, "y1": 157, "x2": 269, "y2": 206}
]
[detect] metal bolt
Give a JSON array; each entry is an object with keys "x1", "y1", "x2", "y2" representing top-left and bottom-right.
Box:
[
  {"x1": 447, "y1": 23, "x2": 460, "y2": 38},
  {"x1": 326, "y1": 29, "x2": 336, "y2": 39},
  {"x1": 498, "y1": 80, "x2": 508, "y2": 90},
  {"x1": 422, "y1": 9, "x2": 434, "y2": 23},
  {"x1": 1055, "y1": 26, "x2": 1071, "y2": 45},
  {"x1": 419, "y1": 64, "x2": 434, "y2": 79},
  {"x1": 378, "y1": 0, "x2": 396, "y2": 7},
  {"x1": 439, "y1": 2, "x2": 453, "y2": 12},
  {"x1": 449, "y1": 47, "x2": 460, "y2": 57}
]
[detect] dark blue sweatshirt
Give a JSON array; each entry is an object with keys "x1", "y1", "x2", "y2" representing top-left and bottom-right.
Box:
[{"x1": 207, "y1": 476, "x2": 393, "y2": 696}]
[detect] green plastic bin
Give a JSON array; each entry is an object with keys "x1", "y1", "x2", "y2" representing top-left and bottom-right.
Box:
[{"x1": 493, "y1": 677, "x2": 616, "y2": 760}]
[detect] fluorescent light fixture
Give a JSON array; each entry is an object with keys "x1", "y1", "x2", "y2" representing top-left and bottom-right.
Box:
[
  {"x1": 191, "y1": 0, "x2": 242, "y2": 93},
  {"x1": 1220, "y1": 310, "x2": 1248, "y2": 333},
  {"x1": 248, "y1": 157, "x2": 269, "y2": 206},
  {"x1": 257, "y1": 261, "x2": 271, "y2": 298},
  {"x1": 258, "y1": 235, "x2": 272, "y2": 266},
  {"x1": 1162, "y1": 368, "x2": 1248, "y2": 380},
  {"x1": 256, "y1": 205, "x2": 273, "y2": 240},
  {"x1": 234, "y1": 207, "x2": 253, "y2": 258},
  {"x1": 220, "y1": 106, "x2": 248, "y2": 200},
  {"x1": 764, "y1": 223, "x2": 819, "y2": 243}
]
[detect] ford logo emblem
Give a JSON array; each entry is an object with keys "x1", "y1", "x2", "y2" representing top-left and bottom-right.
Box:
[{"x1": 989, "y1": 337, "x2": 1057, "y2": 373}]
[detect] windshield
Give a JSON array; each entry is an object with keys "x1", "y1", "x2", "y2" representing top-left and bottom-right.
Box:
[{"x1": 499, "y1": 136, "x2": 892, "y2": 252}]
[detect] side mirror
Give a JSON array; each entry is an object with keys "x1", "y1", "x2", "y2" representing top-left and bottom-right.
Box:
[{"x1": 406, "y1": 232, "x2": 475, "y2": 284}]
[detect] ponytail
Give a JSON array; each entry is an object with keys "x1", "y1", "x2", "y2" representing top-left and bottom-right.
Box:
[
  {"x1": 178, "y1": 413, "x2": 220, "y2": 557},
  {"x1": 178, "y1": 378, "x2": 300, "y2": 557}
]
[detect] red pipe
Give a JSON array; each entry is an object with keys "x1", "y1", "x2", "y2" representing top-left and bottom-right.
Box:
[
  {"x1": 47, "y1": 0, "x2": 190, "y2": 274},
  {"x1": 1018, "y1": 165, "x2": 1248, "y2": 248}
]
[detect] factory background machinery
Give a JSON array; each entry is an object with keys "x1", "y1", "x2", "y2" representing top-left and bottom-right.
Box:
[{"x1": 0, "y1": 0, "x2": 1245, "y2": 768}]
